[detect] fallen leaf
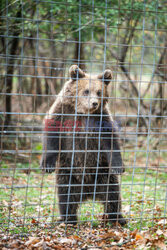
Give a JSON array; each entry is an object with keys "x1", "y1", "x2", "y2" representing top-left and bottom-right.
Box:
[
  {"x1": 156, "y1": 229, "x2": 163, "y2": 236},
  {"x1": 8, "y1": 241, "x2": 19, "y2": 248},
  {"x1": 131, "y1": 229, "x2": 138, "y2": 238},
  {"x1": 158, "y1": 219, "x2": 167, "y2": 225},
  {"x1": 99, "y1": 231, "x2": 119, "y2": 241},
  {"x1": 59, "y1": 223, "x2": 66, "y2": 228},
  {"x1": 123, "y1": 205, "x2": 130, "y2": 213},
  {"x1": 33, "y1": 240, "x2": 44, "y2": 248},
  {"x1": 31, "y1": 218, "x2": 38, "y2": 224},
  {"x1": 98, "y1": 240, "x2": 106, "y2": 247},
  {"x1": 25, "y1": 237, "x2": 39, "y2": 246},
  {"x1": 118, "y1": 237, "x2": 124, "y2": 244},
  {"x1": 135, "y1": 234, "x2": 143, "y2": 241},
  {"x1": 154, "y1": 240, "x2": 167, "y2": 249},
  {"x1": 59, "y1": 237, "x2": 76, "y2": 245},
  {"x1": 70, "y1": 235, "x2": 82, "y2": 241}
]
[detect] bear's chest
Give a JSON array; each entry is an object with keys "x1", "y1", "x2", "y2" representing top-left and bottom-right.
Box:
[{"x1": 60, "y1": 116, "x2": 108, "y2": 168}]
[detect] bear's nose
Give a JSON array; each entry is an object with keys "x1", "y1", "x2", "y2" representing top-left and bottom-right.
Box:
[{"x1": 93, "y1": 102, "x2": 98, "y2": 108}]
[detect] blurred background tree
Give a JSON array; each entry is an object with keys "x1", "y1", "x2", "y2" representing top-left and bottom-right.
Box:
[{"x1": 0, "y1": 0, "x2": 166, "y2": 130}]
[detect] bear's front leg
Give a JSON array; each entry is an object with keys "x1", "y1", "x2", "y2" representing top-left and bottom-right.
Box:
[
  {"x1": 101, "y1": 117, "x2": 125, "y2": 175},
  {"x1": 40, "y1": 117, "x2": 61, "y2": 173},
  {"x1": 57, "y1": 173, "x2": 80, "y2": 225},
  {"x1": 40, "y1": 131, "x2": 60, "y2": 173}
]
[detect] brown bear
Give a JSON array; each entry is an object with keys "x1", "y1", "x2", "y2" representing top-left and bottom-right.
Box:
[{"x1": 40, "y1": 65, "x2": 126, "y2": 226}]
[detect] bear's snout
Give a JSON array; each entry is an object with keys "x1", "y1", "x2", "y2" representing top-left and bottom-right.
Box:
[{"x1": 92, "y1": 102, "x2": 98, "y2": 108}]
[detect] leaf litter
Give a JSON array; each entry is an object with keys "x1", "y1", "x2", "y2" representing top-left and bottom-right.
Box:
[{"x1": 0, "y1": 220, "x2": 167, "y2": 250}]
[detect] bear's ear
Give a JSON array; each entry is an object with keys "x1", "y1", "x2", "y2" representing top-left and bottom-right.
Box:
[
  {"x1": 69, "y1": 65, "x2": 85, "y2": 80},
  {"x1": 98, "y1": 69, "x2": 113, "y2": 85}
]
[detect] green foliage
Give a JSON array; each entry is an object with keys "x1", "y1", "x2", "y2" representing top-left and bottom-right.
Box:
[{"x1": 1, "y1": 0, "x2": 166, "y2": 43}]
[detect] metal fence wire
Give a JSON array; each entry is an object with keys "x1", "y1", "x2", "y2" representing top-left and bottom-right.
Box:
[{"x1": 0, "y1": 0, "x2": 167, "y2": 235}]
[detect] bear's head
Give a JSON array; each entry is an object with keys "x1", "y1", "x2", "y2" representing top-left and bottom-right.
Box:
[{"x1": 68, "y1": 65, "x2": 113, "y2": 114}]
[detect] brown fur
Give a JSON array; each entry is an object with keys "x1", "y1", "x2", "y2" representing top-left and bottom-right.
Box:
[{"x1": 40, "y1": 65, "x2": 126, "y2": 225}]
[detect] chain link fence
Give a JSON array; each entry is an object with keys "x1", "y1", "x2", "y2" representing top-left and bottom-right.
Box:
[{"x1": 0, "y1": 0, "x2": 167, "y2": 236}]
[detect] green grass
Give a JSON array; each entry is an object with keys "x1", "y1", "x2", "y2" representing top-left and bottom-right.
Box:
[{"x1": 0, "y1": 153, "x2": 167, "y2": 235}]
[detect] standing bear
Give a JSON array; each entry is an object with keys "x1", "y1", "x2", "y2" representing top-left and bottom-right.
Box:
[{"x1": 40, "y1": 65, "x2": 126, "y2": 225}]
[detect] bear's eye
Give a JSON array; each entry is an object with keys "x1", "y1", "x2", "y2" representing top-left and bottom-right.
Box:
[
  {"x1": 97, "y1": 90, "x2": 101, "y2": 96},
  {"x1": 84, "y1": 89, "x2": 89, "y2": 95}
]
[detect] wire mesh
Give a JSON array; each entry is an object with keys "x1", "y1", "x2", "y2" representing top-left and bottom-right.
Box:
[{"x1": 0, "y1": 0, "x2": 167, "y2": 236}]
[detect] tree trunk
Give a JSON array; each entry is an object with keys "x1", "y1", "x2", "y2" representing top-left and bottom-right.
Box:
[
  {"x1": 74, "y1": 39, "x2": 85, "y2": 70},
  {"x1": 4, "y1": 8, "x2": 21, "y2": 127},
  {"x1": 158, "y1": 45, "x2": 167, "y2": 118}
]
